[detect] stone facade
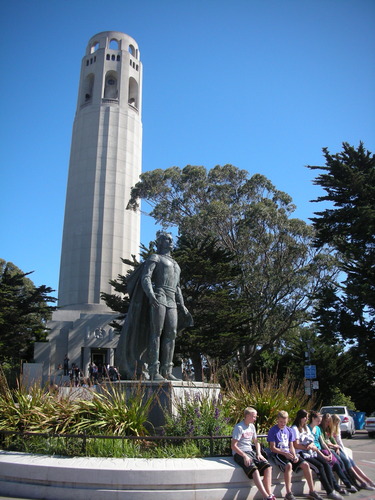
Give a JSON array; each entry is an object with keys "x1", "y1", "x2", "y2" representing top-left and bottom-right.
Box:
[{"x1": 34, "y1": 32, "x2": 142, "y2": 384}]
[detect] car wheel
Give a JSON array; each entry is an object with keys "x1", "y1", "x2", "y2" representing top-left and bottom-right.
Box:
[
  {"x1": 347, "y1": 429, "x2": 353, "y2": 439},
  {"x1": 368, "y1": 432, "x2": 375, "y2": 438}
]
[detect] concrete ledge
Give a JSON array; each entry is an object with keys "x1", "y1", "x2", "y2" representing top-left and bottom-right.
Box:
[{"x1": 0, "y1": 451, "x2": 323, "y2": 500}]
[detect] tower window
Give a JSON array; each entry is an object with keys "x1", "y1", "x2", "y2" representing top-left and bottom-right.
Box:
[
  {"x1": 117, "y1": 55, "x2": 120, "y2": 61},
  {"x1": 104, "y1": 71, "x2": 118, "y2": 99},
  {"x1": 109, "y1": 39, "x2": 119, "y2": 50},
  {"x1": 106, "y1": 54, "x2": 110, "y2": 60},
  {"x1": 111, "y1": 55, "x2": 115, "y2": 61},
  {"x1": 91, "y1": 42, "x2": 99, "y2": 54},
  {"x1": 81, "y1": 73, "x2": 94, "y2": 106},
  {"x1": 128, "y1": 44, "x2": 135, "y2": 57},
  {"x1": 128, "y1": 77, "x2": 139, "y2": 108}
]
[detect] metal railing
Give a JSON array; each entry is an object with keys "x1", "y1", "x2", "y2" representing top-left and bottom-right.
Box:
[
  {"x1": 0, "y1": 430, "x2": 269, "y2": 458},
  {"x1": 0, "y1": 429, "x2": 234, "y2": 457}
]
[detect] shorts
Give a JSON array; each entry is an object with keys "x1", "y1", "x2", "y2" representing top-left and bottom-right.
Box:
[
  {"x1": 234, "y1": 450, "x2": 271, "y2": 479},
  {"x1": 274, "y1": 453, "x2": 305, "y2": 472}
]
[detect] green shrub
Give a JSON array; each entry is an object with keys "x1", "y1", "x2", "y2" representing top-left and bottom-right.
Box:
[
  {"x1": 222, "y1": 370, "x2": 316, "y2": 433},
  {"x1": 0, "y1": 369, "x2": 318, "y2": 458},
  {"x1": 68, "y1": 384, "x2": 154, "y2": 436},
  {"x1": 162, "y1": 391, "x2": 232, "y2": 456},
  {"x1": 328, "y1": 387, "x2": 356, "y2": 410}
]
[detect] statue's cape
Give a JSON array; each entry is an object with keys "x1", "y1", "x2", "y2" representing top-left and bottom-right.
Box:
[
  {"x1": 115, "y1": 263, "x2": 149, "y2": 379},
  {"x1": 115, "y1": 260, "x2": 193, "y2": 380}
]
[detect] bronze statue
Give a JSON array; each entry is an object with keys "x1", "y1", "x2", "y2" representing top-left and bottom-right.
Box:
[{"x1": 115, "y1": 231, "x2": 193, "y2": 380}]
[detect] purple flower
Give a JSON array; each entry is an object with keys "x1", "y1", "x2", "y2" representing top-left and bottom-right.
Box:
[{"x1": 187, "y1": 419, "x2": 195, "y2": 435}]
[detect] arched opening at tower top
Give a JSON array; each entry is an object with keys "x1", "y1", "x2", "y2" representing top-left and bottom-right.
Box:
[
  {"x1": 109, "y1": 39, "x2": 119, "y2": 50},
  {"x1": 90, "y1": 42, "x2": 99, "y2": 53},
  {"x1": 128, "y1": 44, "x2": 139, "y2": 60}
]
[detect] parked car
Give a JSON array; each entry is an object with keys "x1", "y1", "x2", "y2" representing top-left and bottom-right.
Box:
[
  {"x1": 319, "y1": 405, "x2": 355, "y2": 438},
  {"x1": 365, "y1": 412, "x2": 375, "y2": 438}
]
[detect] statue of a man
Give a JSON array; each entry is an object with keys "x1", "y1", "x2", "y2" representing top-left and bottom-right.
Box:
[{"x1": 115, "y1": 231, "x2": 193, "y2": 381}]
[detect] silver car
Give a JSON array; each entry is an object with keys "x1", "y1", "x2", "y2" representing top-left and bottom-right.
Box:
[{"x1": 320, "y1": 405, "x2": 356, "y2": 438}]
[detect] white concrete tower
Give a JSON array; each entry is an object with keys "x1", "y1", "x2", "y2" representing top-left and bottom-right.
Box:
[{"x1": 58, "y1": 31, "x2": 142, "y2": 310}]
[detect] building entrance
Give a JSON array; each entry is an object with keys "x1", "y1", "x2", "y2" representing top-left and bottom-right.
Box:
[{"x1": 90, "y1": 348, "x2": 108, "y2": 380}]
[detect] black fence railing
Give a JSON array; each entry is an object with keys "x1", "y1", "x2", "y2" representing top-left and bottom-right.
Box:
[
  {"x1": 0, "y1": 430, "x2": 269, "y2": 458},
  {"x1": 0, "y1": 429, "x2": 232, "y2": 457}
]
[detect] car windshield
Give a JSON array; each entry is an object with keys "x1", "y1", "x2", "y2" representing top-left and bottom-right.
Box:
[{"x1": 321, "y1": 407, "x2": 344, "y2": 414}]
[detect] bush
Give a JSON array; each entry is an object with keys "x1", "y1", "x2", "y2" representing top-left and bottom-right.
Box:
[
  {"x1": 0, "y1": 368, "x2": 318, "y2": 458},
  {"x1": 327, "y1": 387, "x2": 356, "y2": 410},
  {"x1": 0, "y1": 370, "x2": 155, "y2": 437},
  {"x1": 162, "y1": 391, "x2": 232, "y2": 455},
  {"x1": 222, "y1": 370, "x2": 316, "y2": 433}
]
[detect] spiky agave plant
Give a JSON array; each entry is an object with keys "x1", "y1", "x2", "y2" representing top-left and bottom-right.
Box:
[
  {"x1": 0, "y1": 381, "x2": 51, "y2": 433},
  {"x1": 69, "y1": 383, "x2": 155, "y2": 436}
]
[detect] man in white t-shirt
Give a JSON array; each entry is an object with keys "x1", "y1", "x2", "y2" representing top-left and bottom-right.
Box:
[{"x1": 231, "y1": 407, "x2": 275, "y2": 500}]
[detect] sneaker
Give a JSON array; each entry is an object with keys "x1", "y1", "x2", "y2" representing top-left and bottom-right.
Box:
[
  {"x1": 284, "y1": 493, "x2": 296, "y2": 500},
  {"x1": 307, "y1": 492, "x2": 324, "y2": 500},
  {"x1": 267, "y1": 496, "x2": 277, "y2": 500},
  {"x1": 327, "y1": 492, "x2": 344, "y2": 500},
  {"x1": 336, "y1": 488, "x2": 348, "y2": 496},
  {"x1": 362, "y1": 484, "x2": 375, "y2": 491},
  {"x1": 347, "y1": 485, "x2": 358, "y2": 493}
]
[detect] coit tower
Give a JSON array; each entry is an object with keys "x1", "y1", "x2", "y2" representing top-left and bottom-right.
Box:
[{"x1": 58, "y1": 31, "x2": 142, "y2": 310}]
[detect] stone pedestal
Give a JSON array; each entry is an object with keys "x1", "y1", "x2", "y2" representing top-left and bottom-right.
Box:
[{"x1": 103, "y1": 380, "x2": 221, "y2": 429}]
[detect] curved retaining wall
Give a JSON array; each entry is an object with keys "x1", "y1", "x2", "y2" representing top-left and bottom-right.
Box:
[{"x1": 0, "y1": 451, "x2": 315, "y2": 500}]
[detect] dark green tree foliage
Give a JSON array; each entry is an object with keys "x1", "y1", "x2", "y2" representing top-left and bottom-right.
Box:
[
  {"x1": 0, "y1": 259, "x2": 57, "y2": 368},
  {"x1": 127, "y1": 165, "x2": 335, "y2": 375},
  {"x1": 173, "y1": 234, "x2": 245, "y2": 380},
  {"x1": 309, "y1": 143, "x2": 375, "y2": 370},
  {"x1": 250, "y1": 322, "x2": 371, "y2": 411}
]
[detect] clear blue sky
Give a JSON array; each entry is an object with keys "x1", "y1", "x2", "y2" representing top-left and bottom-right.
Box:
[{"x1": 1, "y1": 0, "x2": 374, "y2": 295}]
